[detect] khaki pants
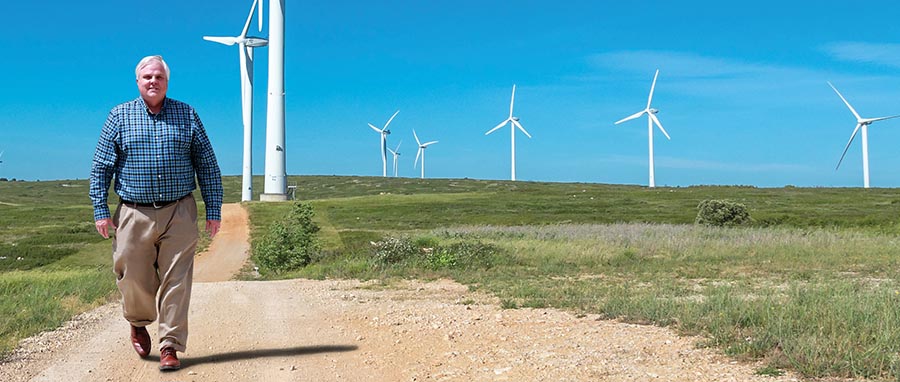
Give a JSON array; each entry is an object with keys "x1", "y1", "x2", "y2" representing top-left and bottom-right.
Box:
[{"x1": 112, "y1": 194, "x2": 198, "y2": 352}]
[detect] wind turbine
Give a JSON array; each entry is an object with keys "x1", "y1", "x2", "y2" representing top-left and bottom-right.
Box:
[
  {"x1": 368, "y1": 110, "x2": 399, "y2": 177},
  {"x1": 203, "y1": 0, "x2": 267, "y2": 202},
  {"x1": 263, "y1": 0, "x2": 287, "y2": 200},
  {"x1": 388, "y1": 141, "x2": 402, "y2": 177},
  {"x1": 614, "y1": 69, "x2": 671, "y2": 188},
  {"x1": 829, "y1": 82, "x2": 900, "y2": 189},
  {"x1": 486, "y1": 84, "x2": 531, "y2": 181},
  {"x1": 413, "y1": 130, "x2": 438, "y2": 179}
]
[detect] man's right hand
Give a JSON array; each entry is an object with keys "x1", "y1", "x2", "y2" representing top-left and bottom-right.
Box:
[{"x1": 95, "y1": 218, "x2": 116, "y2": 239}]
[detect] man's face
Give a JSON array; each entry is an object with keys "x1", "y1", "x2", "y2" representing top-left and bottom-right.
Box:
[{"x1": 136, "y1": 62, "x2": 168, "y2": 105}]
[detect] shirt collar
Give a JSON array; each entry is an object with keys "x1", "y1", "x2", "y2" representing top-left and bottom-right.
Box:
[{"x1": 138, "y1": 97, "x2": 168, "y2": 116}]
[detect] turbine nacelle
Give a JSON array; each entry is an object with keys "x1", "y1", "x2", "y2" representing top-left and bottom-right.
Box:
[
  {"x1": 203, "y1": 36, "x2": 269, "y2": 47},
  {"x1": 512, "y1": 117, "x2": 520, "y2": 121},
  {"x1": 649, "y1": 108, "x2": 659, "y2": 114},
  {"x1": 244, "y1": 37, "x2": 269, "y2": 47}
]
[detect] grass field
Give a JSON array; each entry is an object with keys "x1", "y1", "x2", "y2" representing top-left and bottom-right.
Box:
[
  {"x1": 6, "y1": 175, "x2": 900, "y2": 380},
  {"x1": 247, "y1": 176, "x2": 900, "y2": 380},
  {"x1": 0, "y1": 180, "x2": 215, "y2": 356}
]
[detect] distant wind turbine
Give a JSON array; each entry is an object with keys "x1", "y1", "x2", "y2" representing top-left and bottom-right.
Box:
[
  {"x1": 413, "y1": 130, "x2": 438, "y2": 179},
  {"x1": 388, "y1": 141, "x2": 402, "y2": 177},
  {"x1": 369, "y1": 110, "x2": 399, "y2": 177},
  {"x1": 203, "y1": 0, "x2": 267, "y2": 202},
  {"x1": 486, "y1": 84, "x2": 531, "y2": 181},
  {"x1": 828, "y1": 81, "x2": 900, "y2": 189},
  {"x1": 614, "y1": 69, "x2": 671, "y2": 188}
]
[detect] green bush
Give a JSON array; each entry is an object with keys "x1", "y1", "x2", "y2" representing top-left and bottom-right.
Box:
[
  {"x1": 370, "y1": 236, "x2": 501, "y2": 270},
  {"x1": 695, "y1": 199, "x2": 751, "y2": 227},
  {"x1": 253, "y1": 202, "x2": 321, "y2": 273},
  {"x1": 371, "y1": 236, "x2": 418, "y2": 265},
  {"x1": 427, "y1": 241, "x2": 500, "y2": 270}
]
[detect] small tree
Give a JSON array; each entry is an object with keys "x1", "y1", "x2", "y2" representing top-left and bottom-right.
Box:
[
  {"x1": 253, "y1": 202, "x2": 321, "y2": 273},
  {"x1": 695, "y1": 199, "x2": 751, "y2": 227}
]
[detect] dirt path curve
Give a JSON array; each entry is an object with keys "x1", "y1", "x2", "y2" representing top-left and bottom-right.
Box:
[{"x1": 1, "y1": 203, "x2": 800, "y2": 382}]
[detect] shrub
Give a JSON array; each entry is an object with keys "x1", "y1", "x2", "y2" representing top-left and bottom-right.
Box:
[
  {"x1": 253, "y1": 202, "x2": 321, "y2": 273},
  {"x1": 371, "y1": 236, "x2": 418, "y2": 265},
  {"x1": 371, "y1": 236, "x2": 502, "y2": 270},
  {"x1": 427, "y1": 241, "x2": 500, "y2": 270},
  {"x1": 695, "y1": 199, "x2": 751, "y2": 227}
]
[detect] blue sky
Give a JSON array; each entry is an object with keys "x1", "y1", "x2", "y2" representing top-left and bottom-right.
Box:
[{"x1": 4, "y1": 1, "x2": 900, "y2": 187}]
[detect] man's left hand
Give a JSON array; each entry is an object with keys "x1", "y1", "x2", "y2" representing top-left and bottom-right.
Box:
[{"x1": 206, "y1": 220, "x2": 221, "y2": 238}]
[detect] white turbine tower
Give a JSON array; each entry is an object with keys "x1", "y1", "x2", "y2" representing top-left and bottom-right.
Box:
[
  {"x1": 388, "y1": 141, "x2": 402, "y2": 177},
  {"x1": 413, "y1": 130, "x2": 438, "y2": 179},
  {"x1": 614, "y1": 69, "x2": 671, "y2": 188},
  {"x1": 262, "y1": 0, "x2": 287, "y2": 201},
  {"x1": 486, "y1": 84, "x2": 531, "y2": 181},
  {"x1": 203, "y1": 0, "x2": 267, "y2": 202},
  {"x1": 829, "y1": 82, "x2": 900, "y2": 189},
  {"x1": 368, "y1": 110, "x2": 399, "y2": 177}
]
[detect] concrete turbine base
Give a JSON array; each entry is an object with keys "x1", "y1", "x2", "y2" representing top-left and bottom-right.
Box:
[{"x1": 259, "y1": 193, "x2": 289, "y2": 202}]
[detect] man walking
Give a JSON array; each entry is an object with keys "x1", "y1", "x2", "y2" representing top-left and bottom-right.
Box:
[{"x1": 89, "y1": 55, "x2": 223, "y2": 371}]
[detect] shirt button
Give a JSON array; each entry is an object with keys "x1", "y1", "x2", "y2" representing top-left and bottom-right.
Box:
[{"x1": 158, "y1": 175, "x2": 162, "y2": 179}]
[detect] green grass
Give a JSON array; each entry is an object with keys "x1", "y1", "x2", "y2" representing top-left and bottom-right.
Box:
[
  {"x1": 432, "y1": 224, "x2": 900, "y2": 379},
  {"x1": 11, "y1": 175, "x2": 900, "y2": 380},
  {"x1": 0, "y1": 179, "x2": 221, "y2": 357},
  {"x1": 244, "y1": 176, "x2": 900, "y2": 380}
]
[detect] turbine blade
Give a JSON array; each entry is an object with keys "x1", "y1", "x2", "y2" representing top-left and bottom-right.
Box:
[
  {"x1": 836, "y1": 123, "x2": 863, "y2": 170},
  {"x1": 486, "y1": 120, "x2": 509, "y2": 135},
  {"x1": 203, "y1": 36, "x2": 237, "y2": 46},
  {"x1": 647, "y1": 69, "x2": 659, "y2": 109},
  {"x1": 509, "y1": 84, "x2": 516, "y2": 119},
  {"x1": 869, "y1": 114, "x2": 900, "y2": 123},
  {"x1": 368, "y1": 123, "x2": 382, "y2": 133},
  {"x1": 512, "y1": 120, "x2": 532, "y2": 138},
  {"x1": 415, "y1": 148, "x2": 422, "y2": 168},
  {"x1": 650, "y1": 114, "x2": 670, "y2": 140},
  {"x1": 388, "y1": 148, "x2": 396, "y2": 155},
  {"x1": 413, "y1": 129, "x2": 421, "y2": 145},
  {"x1": 384, "y1": 110, "x2": 400, "y2": 129},
  {"x1": 395, "y1": 140, "x2": 402, "y2": 151},
  {"x1": 422, "y1": 141, "x2": 439, "y2": 146},
  {"x1": 615, "y1": 110, "x2": 646, "y2": 125},
  {"x1": 828, "y1": 82, "x2": 863, "y2": 122},
  {"x1": 240, "y1": 0, "x2": 257, "y2": 38},
  {"x1": 257, "y1": 0, "x2": 264, "y2": 32}
]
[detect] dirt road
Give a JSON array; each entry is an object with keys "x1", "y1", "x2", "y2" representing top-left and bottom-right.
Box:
[{"x1": 0, "y1": 203, "x2": 799, "y2": 382}]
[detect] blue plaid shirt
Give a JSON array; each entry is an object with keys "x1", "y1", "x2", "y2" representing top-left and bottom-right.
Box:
[{"x1": 89, "y1": 97, "x2": 223, "y2": 221}]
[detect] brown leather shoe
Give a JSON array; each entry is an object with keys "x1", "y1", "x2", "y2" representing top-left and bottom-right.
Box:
[
  {"x1": 159, "y1": 347, "x2": 181, "y2": 371},
  {"x1": 129, "y1": 325, "x2": 150, "y2": 358}
]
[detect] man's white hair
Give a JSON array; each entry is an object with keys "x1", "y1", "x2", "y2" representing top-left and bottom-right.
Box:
[{"x1": 135, "y1": 55, "x2": 170, "y2": 80}]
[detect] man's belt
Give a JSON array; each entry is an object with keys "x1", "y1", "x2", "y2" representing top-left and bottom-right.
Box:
[{"x1": 120, "y1": 194, "x2": 190, "y2": 209}]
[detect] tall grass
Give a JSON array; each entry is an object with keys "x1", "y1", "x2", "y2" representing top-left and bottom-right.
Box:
[
  {"x1": 0, "y1": 266, "x2": 114, "y2": 353},
  {"x1": 433, "y1": 224, "x2": 900, "y2": 379}
]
